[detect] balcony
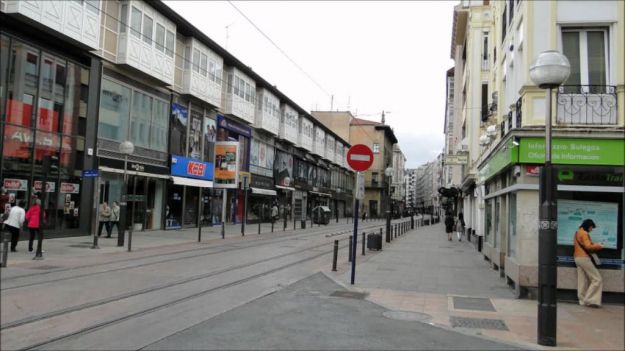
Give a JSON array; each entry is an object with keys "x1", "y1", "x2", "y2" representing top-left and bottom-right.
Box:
[
  {"x1": 500, "y1": 97, "x2": 523, "y2": 137},
  {"x1": 557, "y1": 85, "x2": 617, "y2": 125}
]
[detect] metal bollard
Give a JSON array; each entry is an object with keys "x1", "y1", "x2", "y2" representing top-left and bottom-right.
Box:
[
  {"x1": 221, "y1": 222, "x2": 225, "y2": 239},
  {"x1": 1, "y1": 232, "x2": 9, "y2": 267},
  {"x1": 271, "y1": 220, "x2": 274, "y2": 232},
  {"x1": 258, "y1": 220, "x2": 261, "y2": 235},
  {"x1": 362, "y1": 232, "x2": 365, "y2": 256},
  {"x1": 348, "y1": 235, "x2": 353, "y2": 262},
  {"x1": 379, "y1": 228, "x2": 384, "y2": 250},
  {"x1": 332, "y1": 240, "x2": 338, "y2": 271}
]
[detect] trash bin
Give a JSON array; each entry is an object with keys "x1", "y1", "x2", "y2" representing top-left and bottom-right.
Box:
[
  {"x1": 301, "y1": 220, "x2": 306, "y2": 229},
  {"x1": 367, "y1": 233, "x2": 382, "y2": 251},
  {"x1": 312, "y1": 206, "x2": 331, "y2": 225}
]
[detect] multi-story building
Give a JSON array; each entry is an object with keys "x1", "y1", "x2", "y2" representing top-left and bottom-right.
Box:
[
  {"x1": 312, "y1": 111, "x2": 398, "y2": 219},
  {"x1": 0, "y1": 0, "x2": 355, "y2": 238},
  {"x1": 406, "y1": 169, "x2": 418, "y2": 211},
  {"x1": 391, "y1": 144, "x2": 406, "y2": 216},
  {"x1": 451, "y1": 0, "x2": 624, "y2": 297}
]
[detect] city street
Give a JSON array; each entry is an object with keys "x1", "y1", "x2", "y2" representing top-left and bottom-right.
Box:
[{"x1": 2, "y1": 219, "x2": 622, "y2": 350}]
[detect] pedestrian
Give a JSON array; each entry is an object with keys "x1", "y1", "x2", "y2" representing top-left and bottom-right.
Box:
[
  {"x1": 4, "y1": 200, "x2": 25, "y2": 252},
  {"x1": 573, "y1": 219, "x2": 604, "y2": 308},
  {"x1": 456, "y1": 212, "x2": 465, "y2": 242},
  {"x1": 98, "y1": 201, "x2": 111, "y2": 237},
  {"x1": 444, "y1": 211, "x2": 454, "y2": 241},
  {"x1": 108, "y1": 201, "x2": 121, "y2": 238},
  {"x1": 361, "y1": 211, "x2": 367, "y2": 222},
  {"x1": 271, "y1": 203, "x2": 279, "y2": 222},
  {"x1": 25, "y1": 199, "x2": 45, "y2": 254}
]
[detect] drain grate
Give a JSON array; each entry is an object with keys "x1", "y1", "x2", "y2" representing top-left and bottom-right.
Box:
[
  {"x1": 450, "y1": 316, "x2": 508, "y2": 330},
  {"x1": 330, "y1": 291, "x2": 368, "y2": 299},
  {"x1": 453, "y1": 297, "x2": 496, "y2": 311},
  {"x1": 29, "y1": 265, "x2": 62, "y2": 270},
  {"x1": 383, "y1": 311, "x2": 432, "y2": 322}
]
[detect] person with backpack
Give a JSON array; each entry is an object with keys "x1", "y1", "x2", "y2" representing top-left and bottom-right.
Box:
[{"x1": 573, "y1": 219, "x2": 604, "y2": 308}]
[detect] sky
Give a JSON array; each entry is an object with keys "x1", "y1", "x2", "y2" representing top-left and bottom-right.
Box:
[{"x1": 165, "y1": 1, "x2": 456, "y2": 168}]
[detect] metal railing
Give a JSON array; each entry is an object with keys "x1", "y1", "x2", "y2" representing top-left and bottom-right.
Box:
[{"x1": 556, "y1": 85, "x2": 617, "y2": 125}]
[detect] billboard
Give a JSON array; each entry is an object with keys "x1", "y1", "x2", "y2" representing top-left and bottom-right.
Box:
[
  {"x1": 214, "y1": 141, "x2": 239, "y2": 188},
  {"x1": 171, "y1": 155, "x2": 214, "y2": 181},
  {"x1": 557, "y1": 199, "x2": 619, "y2": 249}
]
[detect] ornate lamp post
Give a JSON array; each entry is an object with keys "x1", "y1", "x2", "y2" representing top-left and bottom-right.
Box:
[
  {"x1": 529, "y1": 50, "x2": 570, "y2": 347},
  {"x1": 118, "y1": 141, "x2": 134, "y2": 248}
]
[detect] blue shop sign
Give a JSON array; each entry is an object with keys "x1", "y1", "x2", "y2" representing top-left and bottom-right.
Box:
[
  {"x1": 171, "y1": 155, "x2": 214, "y2": 181},
  {"x1": 217, "y1": 114, "x2": 252, "y2": 138}
]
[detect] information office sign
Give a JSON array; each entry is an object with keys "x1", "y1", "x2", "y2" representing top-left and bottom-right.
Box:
[
  {"x1": 519, "y1": 138, "x2": 625, "y2": 165},
  {"x1": 214, "y1": 141, "x2": 240, "y2": 188},
  {"x1": 171, "y1": 155, "x2": 214, "y2": 181}
]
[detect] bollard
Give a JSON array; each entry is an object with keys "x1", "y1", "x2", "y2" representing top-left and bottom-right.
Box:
[
  {"x1": 362, "y1": 232, "x2": 365, "y2": 256},
  {"x1": 258, "y1": 220, "x2": 261, "y2": 235},
  {"x1": 271, "y1": 220, "x2": 274, "y2": 232},
  {"x1": 221, "y1": 222, "x2": 225, "y2": 239},
  {"x1": 1, "y1": 232, "x2": 9, "y2": 267},
  {"x1": 348, "y1": 235, "x2": 353, "y2": 262},
  {"x1": 380, "y1": 228, "x2": 384, "y2": 250},
  {"x1": 332, "y1": 240, "x2": 338, "y2": 271}
]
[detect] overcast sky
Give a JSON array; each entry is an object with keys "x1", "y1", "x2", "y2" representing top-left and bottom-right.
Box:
[{"x1": 165, "y1": 1, "x2": 456, "y2": 168}]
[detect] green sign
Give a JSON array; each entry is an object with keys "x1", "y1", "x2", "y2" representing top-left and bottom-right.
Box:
[
  {"x1": 478, "y1": 139, "x2": 518, "y2": 182},
  {"x1": 519, "y1": 138, "x2": 624, "y2": 165}
]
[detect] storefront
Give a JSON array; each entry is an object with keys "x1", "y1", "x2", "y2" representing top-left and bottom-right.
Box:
[
  {"x1": 247, "y1": 174, "x2": 276, "y2": 223},
  {"x1": 0, "y1": 29, "x2": 99, "y2": 238},
  {"x1": 274, "y1": 148, "x2": 295, "y2": 220},
  {"x1": 216, "y1": 115, "x2": 251, "y2": 224},
  {"x1": 167, "y1": 155, "x2": 214, "y2": 229},
  {"x1": 478, "y1": 136, "x2": 625, "y2": 296}
]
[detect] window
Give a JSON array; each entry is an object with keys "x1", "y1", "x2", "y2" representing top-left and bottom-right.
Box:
[
  {"x1": 200, "y1": 53, "x2": 208, "y2": 76},
  {"x1": 501, "y1": 6, "x2": 507, "y2": 44},
  {"x1": 183, "y1": 46, "x2": 190, "y2": 69},
  {"x1": 130, "y1": 7, "x2": 142, "y2": 39},
  {"x1": 120, "y1": 4, "x2": 128, "y2": 33},
  {"x1": 155, "y1": 24, "x2": 165, "y2": 52},
  {"x1": 481, "y1": 83, "x2": 488, "y2": 121},
  {"x1": 142, "y1": 15, "x2": 153, "y2": 44},
  {"x1": 85, "y1": 0, "x2": 99, "y2": 14},
  {"x1": 192, "y1": 49, "x2": 200, "y2": 73},
  {"x1": 209, "y1": 61, "x2": 216, "y2": 82},
  {"x1": 165, "y1": 30, "x2": 175, "y2": 57},
  {"x1": 131, "y1": 90, "x2": 152, "y2": 148},
  {"x1": 98, "y1": 79, "x2": 131, "y2": 141},
  {"x1": 373, "y1": 143, "x2": 380, "y2": 153},
  {"x1": 482, "y1": 32, "x2": 489, "y2": 66},
  {"x1": 562, "y1": 28, "x2": 608, "y2": 93}
]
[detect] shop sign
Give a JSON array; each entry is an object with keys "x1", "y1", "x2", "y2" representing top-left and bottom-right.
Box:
[
  {"x1": 214, "y1": 141, "x2": 240, "y2": 188},
  {"x1": 445, "y1": 153, "x2": 468, "y2": 165},
  {"x1": 171, "y1": 155, "x2": 214, "y2": 181},
  {"x1": 61, "y1": 182, "x2": 80, "y2": 194},
  {"x1": 217, "y1": 115, "x2": 251, "y2": 138},
  {"x1": 250, "y1": 175, "x2": 274, "y2": 190},
  {"x1": 34, "y1": 181, "x2": 56, "y2": 193},
  {"x1": 3, "y1": 178, "x2": 28, "y2": 192},
  {"x1": 478, "y1": 139, "x2": 518, "y2": 182},
  {"x1": 555, "y1": 166, "x2": 624, "y2": 186},
  {"x1": 519, "y1": 138, "x2": 625, "y2": 166}
]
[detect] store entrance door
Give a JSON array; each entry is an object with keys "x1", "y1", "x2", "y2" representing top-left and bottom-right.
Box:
[{"x1": 126, "y1": 175, "x2": 146, "y2": 231}]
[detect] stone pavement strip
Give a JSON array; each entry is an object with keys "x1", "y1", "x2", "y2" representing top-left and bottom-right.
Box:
[{"x1": 330, "y1": 222, "x2": 625, "y2": 351}]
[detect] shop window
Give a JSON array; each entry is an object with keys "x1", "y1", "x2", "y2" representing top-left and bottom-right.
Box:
[{"x1": 485, "y1": 199, "x2": 492, "y2": 244}]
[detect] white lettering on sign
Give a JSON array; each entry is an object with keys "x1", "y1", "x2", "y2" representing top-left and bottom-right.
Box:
[{"x1": 350, "y1": 154, "x2": 371, "y2": 162}]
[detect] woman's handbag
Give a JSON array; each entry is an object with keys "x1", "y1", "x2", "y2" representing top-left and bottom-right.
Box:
[{"x1": 576, "y1": 233, "x2": 601, "y2": 267}]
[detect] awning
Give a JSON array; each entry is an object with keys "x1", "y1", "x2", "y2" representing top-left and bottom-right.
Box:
[
  {"x1": 171, "y1": 176, "x2": 213, "y2": 188},
  {"x1": 309, "y1": 191, "x2": 331, "y2": 197},
  {"x1": 251, "y1": 187, "x2": 277, "y2": 196},
  {"x1": 275, "y1": 185, "x2": 295, "y2": 191}
]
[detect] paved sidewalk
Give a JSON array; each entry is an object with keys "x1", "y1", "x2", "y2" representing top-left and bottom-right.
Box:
[{"x1": 331, "y1": 223, "x2": 625, "y2": 350}]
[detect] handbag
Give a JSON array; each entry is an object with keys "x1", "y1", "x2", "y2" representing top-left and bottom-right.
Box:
[{"x1": 575, "y1": 232, "x2": 601, "y2": 267}]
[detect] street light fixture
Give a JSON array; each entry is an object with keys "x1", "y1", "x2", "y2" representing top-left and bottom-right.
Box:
[
  {"x1": 529, "y1": 50, "x2": 570, "y2": 347},
  {"x1": 385, "y1": 167, "x2": 393, "y2": 242},
  {"x1": 118, "y1": 141, "x2": 134, "y2": 248}
]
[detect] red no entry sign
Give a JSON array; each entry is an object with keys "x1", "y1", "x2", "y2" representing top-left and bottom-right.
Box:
[{"x1": 347, "y1": 144, "x2": 374, "y2": 172}]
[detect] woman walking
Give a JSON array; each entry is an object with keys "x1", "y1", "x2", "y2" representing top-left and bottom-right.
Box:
[
  {"x1": 574, "y1": 219, "x2": 604, "y2": 308},
  {"x1": 444, "y1": 211, "x2": 454, "y2": 241},
  {"x1": 25, "y1": 199, "x2": 44, "y2": 254},
  {"x1": 456, "y1": 212, "x2": 465, "y2": 241}
]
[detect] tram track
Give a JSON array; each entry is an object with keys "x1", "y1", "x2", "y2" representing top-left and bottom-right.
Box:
[
  {"x1": 1, "y1": 221, "x2": 386, "y2": 289},
  {"x1": 1, "y1": 223, "x2": 382, "y2": 332},
  {"x1": 8, "y1": 234, "x2": 361, "y2": 351}
]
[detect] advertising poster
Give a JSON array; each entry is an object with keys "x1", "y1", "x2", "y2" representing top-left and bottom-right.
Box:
[
  {"x1": 189, "y1": 110, "x2": 202, "y2": 160},
  {"x1": 214, "y1": 141, "x2": 239, "y2": 188},
  {"x1": 557, "y1": 199, "x2": 619, "y2": 249},
  {"x1": 4, "y1": 178, "x2": 28, "y2": 192},
  {"x1": 274, "y1": 151, "x2": 293, "y2": 187},
  {"x1": 204, "y1": 117, "x2": 216, "y2": 161},
  {"x1": 171, "y1": 103, "x2": 188, "y2": 155}
]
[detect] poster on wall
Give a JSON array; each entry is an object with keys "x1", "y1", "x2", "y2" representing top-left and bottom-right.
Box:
[
  {"x1": 214, "y1": 141, "x2": 239, "y2": 188},
  {"x1": 189, "y1": 110, "x2": 202, "y2": 160},
  {"x1": 171, "y1": 103, "x2": 188, "y2": 155},
  {"x1": 274, "y1": 151, "x2": 293, "y2": 187},
  {"x1": 557, "y1": 199, "x2": 619, "y2": 249}
]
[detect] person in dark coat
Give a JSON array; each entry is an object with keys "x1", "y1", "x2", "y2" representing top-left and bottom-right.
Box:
[{"x1": 444, "y1": 211, "x2": 454, "y2": 241}]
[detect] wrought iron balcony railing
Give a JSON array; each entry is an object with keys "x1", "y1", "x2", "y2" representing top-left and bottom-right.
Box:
[
  {"x1": 557, "y1": 85, "x2": 617, "y2": 125},
  {"x1": 500, "y1": 97, "x2": 523, "y2": 138}
]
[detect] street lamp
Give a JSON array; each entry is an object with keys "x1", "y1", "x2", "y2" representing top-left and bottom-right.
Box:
[
  {"x1": 384, "y1": 167, "x2": 393, "y2": 242},
  {"x1": 118, "y1": 141, "x2": 134, "y2": 248},
  {"x1": 529, "y1": 50, "x2": 570, "y2": 347}
]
